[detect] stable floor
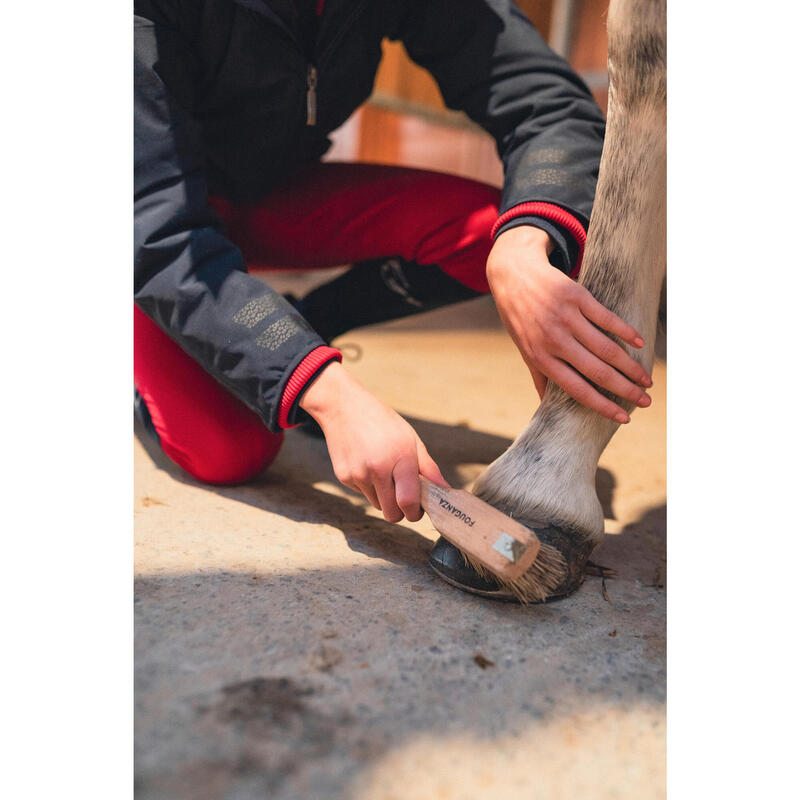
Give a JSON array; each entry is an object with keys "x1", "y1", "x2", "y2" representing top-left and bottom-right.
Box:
[{"x1": 134, "y1": 289, "x2": 666, "y2": 800}]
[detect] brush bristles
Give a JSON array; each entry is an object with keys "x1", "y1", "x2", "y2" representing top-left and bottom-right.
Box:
[{"x1": 463, "y1": 543, "x2": 568, "y2": 604}]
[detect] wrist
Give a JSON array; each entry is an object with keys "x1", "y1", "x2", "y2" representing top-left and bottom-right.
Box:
[
  {"x1": 487, "y1": 226, "x2": 553, "y2": 286},
  {"x1": 298, "y1": 360, "x2": 351, "y2": 423},
  {"x1": 493, "y1": 224, "x2": 554, "y2": 255}
]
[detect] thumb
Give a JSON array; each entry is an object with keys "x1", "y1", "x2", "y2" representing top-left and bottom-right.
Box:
[{"x1": 416, "y1": 440, "x2": 450, "y2": 488}]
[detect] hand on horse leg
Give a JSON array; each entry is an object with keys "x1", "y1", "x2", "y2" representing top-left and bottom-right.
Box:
[{"x1": 487, "y1": 225, "x2": 653, "y2": 422}]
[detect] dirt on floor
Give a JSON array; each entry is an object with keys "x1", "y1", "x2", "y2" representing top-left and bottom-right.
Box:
[{"x1": 135, "y1": 285, "x2": 666, "y2": 800}]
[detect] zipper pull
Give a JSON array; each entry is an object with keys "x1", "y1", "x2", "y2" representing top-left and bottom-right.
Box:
[{"x1": 306, "y1": 64, "x2": 318, "y2": 126}]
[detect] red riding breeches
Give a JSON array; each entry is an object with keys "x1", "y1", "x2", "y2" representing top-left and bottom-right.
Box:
[{"x1": 134, "y1": 163, "x2": 500, "y2": 484}]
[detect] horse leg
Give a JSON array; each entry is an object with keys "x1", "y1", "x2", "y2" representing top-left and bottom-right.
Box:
[{"x1": 465, "y1": 0, "x2": 667, "y2": 598}]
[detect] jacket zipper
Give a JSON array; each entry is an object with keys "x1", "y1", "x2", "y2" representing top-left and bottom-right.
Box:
[
  {"x1": 305, "y1": 0, "x2": 370, "y2": 127},
  {"x1": 300, "y1": 1, "x2": 321, "y2": 126},
  {"x1": 306, "y1": 64, "x2": 318, "y2": 126},
  {"x1": 233, "y1": 0, "x2": 371, "y2": 128}
]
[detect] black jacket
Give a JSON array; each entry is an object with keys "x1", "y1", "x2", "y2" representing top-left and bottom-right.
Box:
[{"x1": 134, "y1": 0, "x2": 605, "y2": 431}]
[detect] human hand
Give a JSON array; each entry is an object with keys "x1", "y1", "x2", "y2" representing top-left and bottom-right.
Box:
[
  {"x1": 487, "y1": 225, "x2": 653, "y2": 423},
  {"x1": 299, "y1": 362, "x2": 449, "y2": 521}
]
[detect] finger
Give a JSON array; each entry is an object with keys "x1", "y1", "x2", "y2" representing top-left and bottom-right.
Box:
[
  {"x1": 393, "y1": 458, "x2": 423, "y2": 522},
  {"x1": 557, "y1": 340, "x2": 651, "y2": 408},
  {"x1": 542, "y1": 356, "x2": 631, "y2": 423},
  {"x1": 579, "y1": 293, "x2": 645, "y2": 349},
  {"x1": 352, "y1": 479, "x2": 381, "y2": 511},
  {"x1": 530, "y1": 364, "x2": 548, "y2": 399},
  {"x1": 573, "y1": 317, "x2": 653, "y2": 387},
  {"x1": 416, "y1": 441, "x2": 450, "y2": 488},
  {"x1": 373, "y1": 470, "x2": 404, "y2": 523}
]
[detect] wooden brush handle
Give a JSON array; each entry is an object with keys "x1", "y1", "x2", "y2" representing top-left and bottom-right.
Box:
[{"x1": 419, "y1": 477, "x2": 541, "y2": 581}]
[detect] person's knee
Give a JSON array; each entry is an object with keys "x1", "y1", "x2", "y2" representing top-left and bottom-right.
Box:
[{"x1": 167, "y1": 422, "x2": 284, "y2": 486}]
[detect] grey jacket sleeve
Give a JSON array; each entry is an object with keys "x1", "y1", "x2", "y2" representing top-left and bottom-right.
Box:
[
  {"x1": 397, "y1": 0, "x2": 606, "y2": 270},
  {"x1": 134, "y1": 15, "x2": 328, "y2": 431}
]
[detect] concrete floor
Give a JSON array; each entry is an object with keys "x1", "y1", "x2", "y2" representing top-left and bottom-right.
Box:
[{"x1": 134, "y1": 291, "x2": 666, "y2": 799}]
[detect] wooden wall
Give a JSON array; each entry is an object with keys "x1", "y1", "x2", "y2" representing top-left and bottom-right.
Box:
[{"x1": 569, "y1": 0, "x2": 611, "y2": 112}]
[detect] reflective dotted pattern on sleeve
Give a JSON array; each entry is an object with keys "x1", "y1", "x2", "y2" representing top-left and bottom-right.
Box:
[
  {"x1": 255, "y1": 316, "x2": 309, "y2": 351},
  {"x1": 232, "y1": 294, "x2": 283, "y2": 328}
]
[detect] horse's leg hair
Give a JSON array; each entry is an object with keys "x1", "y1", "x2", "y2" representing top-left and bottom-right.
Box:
[{"x1": 472, "y1": 0, "x2": 666, "y2": 591}]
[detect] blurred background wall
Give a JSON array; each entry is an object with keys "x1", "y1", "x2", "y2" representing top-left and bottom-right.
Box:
[{"x1": 326, "y1": 0, "x2": 610, "y2": 187}]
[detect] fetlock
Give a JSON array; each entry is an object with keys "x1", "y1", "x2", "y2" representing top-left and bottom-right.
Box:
[{"x1": 471, "y1": 464, "x2": 605, "y2": 598}]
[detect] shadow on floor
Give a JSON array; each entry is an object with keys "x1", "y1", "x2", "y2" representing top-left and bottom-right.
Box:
[
  {"x1": 594, "y1": 502, "x2": 666, "y2": 587},
  {"x1": 134, "y1": 415, "x2": 665, "y2": 799},
  {"x1": 135, "y1": 531, "x2": 665, "y2": 799},
  {"x1": 135, "y1": 414, "x2": 619, "y2": 569}
]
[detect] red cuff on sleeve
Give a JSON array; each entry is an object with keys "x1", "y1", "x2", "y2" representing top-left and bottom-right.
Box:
[
  {"x1": 491, "y1": 202, "x2": 587, "y2": 279},
  {"x1": 278, "y1": 345, "x2": 342, "y2": 429}
]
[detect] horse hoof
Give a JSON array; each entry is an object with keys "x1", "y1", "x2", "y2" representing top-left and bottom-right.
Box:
[
  {"x1": 428, "y1": 522, "x2": 597, "y2": 603},
  {"x1": 428, "y1": 537, "x2": 519, "y2": 602}
]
